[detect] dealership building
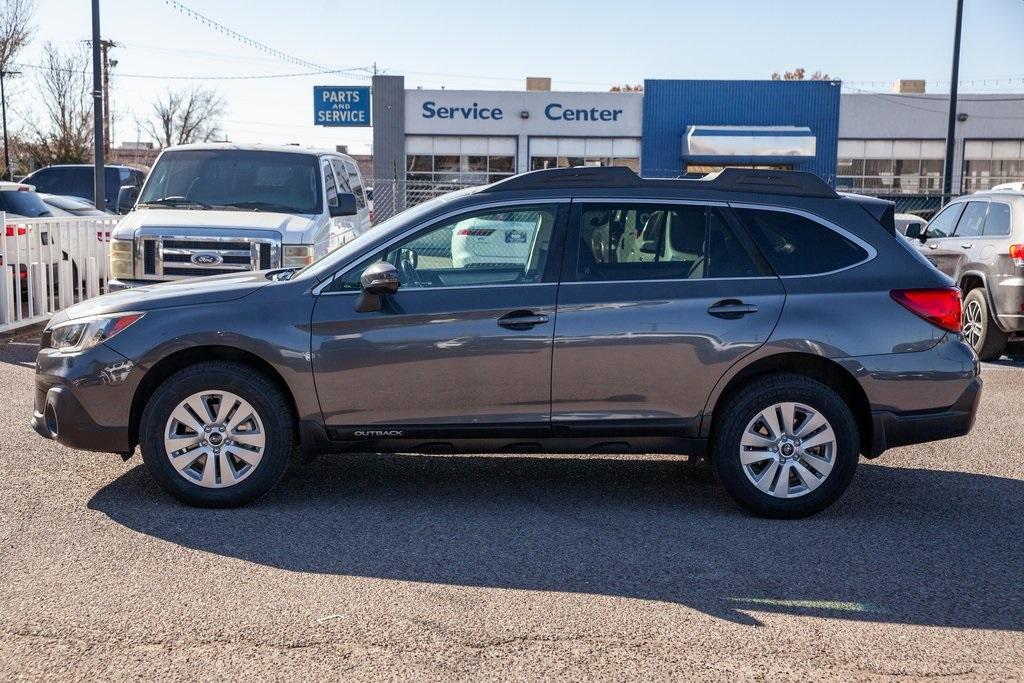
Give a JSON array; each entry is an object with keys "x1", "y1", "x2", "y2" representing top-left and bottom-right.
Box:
[{"x1": 369, "y1": 74, "x2": 1024, "y2": 198}]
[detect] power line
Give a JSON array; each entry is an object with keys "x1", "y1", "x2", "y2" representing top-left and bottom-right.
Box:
[
  {"x1": 160, "y1": 0, "x2": 372, "y2": 75},
  {"x1": 13, "y1": 61, "x2": 371, "y2": 82}
]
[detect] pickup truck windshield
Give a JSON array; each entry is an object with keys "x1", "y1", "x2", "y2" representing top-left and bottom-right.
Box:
[{"x1": 138, "y1": 150, "x2": 322, "y2": 214}]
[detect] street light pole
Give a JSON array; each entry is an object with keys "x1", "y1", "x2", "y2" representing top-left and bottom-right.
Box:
[
  {"x1": 91, "y1": 0, "x2": 106, "y2": 211},
  {"x1": 942, "y1": 0, "x2": 964, "y2": 198}
]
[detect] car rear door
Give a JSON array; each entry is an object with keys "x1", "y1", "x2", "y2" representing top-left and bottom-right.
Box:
[
  {"x1": 311, "y1": 201, "x2": 567, "y2": 434},
  {"x1": 550, "y1": 199, "x2": 785, "y2": 436}
]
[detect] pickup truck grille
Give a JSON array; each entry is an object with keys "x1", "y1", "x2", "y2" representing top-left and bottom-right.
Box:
[{"x1": 136, "y1": 232, "x2": 280, "y2": 280}]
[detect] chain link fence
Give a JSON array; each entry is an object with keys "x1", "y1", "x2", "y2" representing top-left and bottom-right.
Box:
[
  {"x1": 851, "y1": 192, "x2": 959, "y2": 221},
  {"x1": 368, "y1": 179, "x2": 481, "y2": 223}
]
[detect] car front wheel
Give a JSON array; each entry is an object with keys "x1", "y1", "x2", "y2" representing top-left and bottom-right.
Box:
[
  {"x1": 711, "y1": 374, "x2": 859, "y2": 519},
  {"x1": 139, "y1": 361, "x2": 293, "y2": 507}
]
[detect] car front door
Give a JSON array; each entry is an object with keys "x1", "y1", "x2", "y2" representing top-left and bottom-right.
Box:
[
  {"x1": 550, "y1": 200, "x2": 785, "y2": 436},
  {"x1": 311, "y1": 202, "x2": 567, "y2": 435},
  {"x1": 920, "y1": 202, "x2": 967, "y2": 276}
]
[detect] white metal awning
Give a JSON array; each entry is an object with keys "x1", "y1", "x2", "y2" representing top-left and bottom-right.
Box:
[{"x1": 684, "y1": 125, "x2": 817, "y2": 158}]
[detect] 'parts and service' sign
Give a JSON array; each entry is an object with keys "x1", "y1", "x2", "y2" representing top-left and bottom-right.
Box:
[{"x1": 314, "y1": 86, "x2": 371, "y2": 127}]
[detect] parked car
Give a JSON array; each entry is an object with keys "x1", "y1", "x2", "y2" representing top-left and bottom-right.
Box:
[
  {"x1": 38, "y1": 193, "x2": 110, "y2": 217},
  {"x1": 0, "y1": 182, "x2": 58, "y2": 287},
  {"x1": 894, "y1": 212, "x2": 927, "y2": 238},
  {"x1": 908, "y1": 188, "x2": 1023, "y2": 360},
  {"x1": 107, "y1": 143, "x2": 372, "y2": 288},
  {"x1": 32, "y1": 167, "x2": 980, "y2": 518},
  {"x1": 450, "y1": 210, "x2": 544, "y2": 268},
  {"x1": 21, "y1": 164, "x2": 145, "y2": 214}
]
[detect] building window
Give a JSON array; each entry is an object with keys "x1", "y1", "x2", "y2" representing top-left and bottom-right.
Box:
[
  {"x1": 405, "y1": 136, "x2": 516, "y2": 185},
  {"x1": 837, "y1": 139, "x2": 945, "y2": 194},
  {"x1": 963, "y1": 140, "x2": 1024, "y2": 192},
  {"x1": 529, "y1": 137, "x2": 640, "y2": 173}
]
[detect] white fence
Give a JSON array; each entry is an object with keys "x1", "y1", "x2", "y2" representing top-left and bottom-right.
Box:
[{"x1": 0, "y1": 212, "x2": 120, "y2": 333}]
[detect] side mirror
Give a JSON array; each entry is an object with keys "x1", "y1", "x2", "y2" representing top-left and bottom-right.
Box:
[
  {"x1": 639, "y1": 240, "x2": 658, "y2": 254},
  {"x1": 329, "y1": 192, "x2": 358, "y2": 217},
  {"x1": 356, "y1": 261, "x2": 400, "y2": 312},
  {"x1": 116, "y1": 185, "x2": 138, "y2": 214}
]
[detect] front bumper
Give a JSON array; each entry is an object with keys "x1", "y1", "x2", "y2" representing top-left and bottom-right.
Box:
[{"x1": 32, "y1": 342, "x2": 142, "y2": 454}]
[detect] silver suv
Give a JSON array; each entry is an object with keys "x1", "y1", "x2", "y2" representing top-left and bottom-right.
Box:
[{"x1": 910, "y1": 189, "x2": 1024, "y2": 360}]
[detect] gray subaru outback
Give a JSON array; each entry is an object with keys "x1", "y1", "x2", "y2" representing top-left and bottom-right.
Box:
[
  {"x1": 906, "y1": 188, "x2": 1024, "y2": 360},
  {"x1": 31, "y1": 168, "x2": 981, "y2": 518}
]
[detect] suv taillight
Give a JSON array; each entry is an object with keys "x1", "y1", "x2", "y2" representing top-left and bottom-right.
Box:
[
  {"x1": 890, "y1": 288, "x2": 963, "y2": 333},
  {"x1": 1010, "y1": 244, "x2": 1024, "y2": 266}
]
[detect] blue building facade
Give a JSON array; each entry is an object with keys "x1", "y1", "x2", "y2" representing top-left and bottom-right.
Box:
[{"x1": 641, "y1": 80, "x2": 841, "y2": 185}]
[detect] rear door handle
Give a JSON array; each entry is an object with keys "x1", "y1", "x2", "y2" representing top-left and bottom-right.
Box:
[
  {"x1": 497, "y1": 310, "x2": 550, "y2": 330},
  {"x1": 960, "y1": 242, "x2": 973, "y2": 249},
  {"x1": 928, "y1": 243, "x2": 939, "y2": 249},
  {"x1": 707, "y1": 300, "x2": 758, "y2": 319}
]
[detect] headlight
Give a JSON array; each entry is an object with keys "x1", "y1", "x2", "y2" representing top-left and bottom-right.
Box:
[
  {"x1": 48, "y1": 312, "x2": 144, "y2": 353},
  {"x1": 283, "y1": 245, "x2": 315, "y2": 268},
  {"x1": 110, "y1": 238, "x2": 134, "y2": 279}
]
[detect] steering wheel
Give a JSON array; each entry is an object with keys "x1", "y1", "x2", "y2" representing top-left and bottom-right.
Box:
[{"x1": 397, "y1": 250, "x2": 423, "y2": 288}]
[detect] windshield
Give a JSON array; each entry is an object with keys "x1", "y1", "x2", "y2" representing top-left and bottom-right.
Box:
[
  {"x1": 0, "y1": 190, "x2": 52, "y2": 217},
  {"x1": 298, "y1": 187, "x2": 479, "y2": 281},
  {"x1": 138, "y1": 149, "x2": 322, "y2": 213}
]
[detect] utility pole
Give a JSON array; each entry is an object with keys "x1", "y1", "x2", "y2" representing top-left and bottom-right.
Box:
[
  {"x1": 100, "y1": 39, "x2": 116, "y2": 157},
  {"x1": 0, "y1": 69, "x2": 19, "y2": 181},
  {"x1": 942, "y1": 0, "x2": 964, "y2": 198},
  {"x1": 91, "y1": 0, "x2": 106, "y2": 211}
]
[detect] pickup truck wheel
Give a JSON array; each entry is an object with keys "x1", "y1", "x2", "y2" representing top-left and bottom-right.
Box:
[
  {"x1": 962, "y1": 288, "x2": 1008, "y2": 361},
  {"x1": 139, "y1": 361, "x2": 293, "y2": 507},
  {"x1": 711, "y1": 374, "x2": 859, "y2": 519}
]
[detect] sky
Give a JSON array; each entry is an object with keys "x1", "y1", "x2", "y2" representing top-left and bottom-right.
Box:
[{"x1": 17, "y1": 0, "x2": 1024, "y2": 154}]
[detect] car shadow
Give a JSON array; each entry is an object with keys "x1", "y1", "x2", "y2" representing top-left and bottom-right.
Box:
[
  {"x1": 0, "y1": 342, "x2": 38, "y2": 369},
  {"x1": 88, "y1": 454, "x2": 1024, "y2": 630}
]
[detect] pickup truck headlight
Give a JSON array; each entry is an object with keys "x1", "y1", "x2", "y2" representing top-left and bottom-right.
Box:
[
  {"x1": 109, "y1": 238, "x2": 134, "y2": 279},
  {"x1": 48, "y1": 312, "x2": 144, "y2": 353},
  {"x1": 283, "y1": 245, "x2": 315, "y2": 268}
]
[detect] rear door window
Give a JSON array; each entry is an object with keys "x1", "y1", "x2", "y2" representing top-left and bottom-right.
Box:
[
  {"x1": 953, "y1": 202, "x2": 988, "y2": 238},
  {"x1": 734, "y1": 208, "x2": 869, "y2": 276},
  {"x1": 983, "y1": 202, "x2": 1011, "y2": 236},
  {"x1": 925, "y1": 203, "x2": 965, "y2": 238},
  {"x1": 571, "y1": 203, "x2": 765, "y2": 281}
]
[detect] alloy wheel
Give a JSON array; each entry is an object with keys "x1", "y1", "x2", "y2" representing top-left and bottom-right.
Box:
[
  {"x1": 739, "y1": 401, "x2": 837, "y2": 499},
  {"x1": 962, "y1": 299, "x2": 983, "y2": 349},
  {"x1": 163, "y1": 390, "x2": 266, "y2": 488}
]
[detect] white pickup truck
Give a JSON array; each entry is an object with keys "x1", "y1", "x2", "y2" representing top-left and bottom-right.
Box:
[{"x1": 109, "y1": 143, "x2": 371, "y2": 288}]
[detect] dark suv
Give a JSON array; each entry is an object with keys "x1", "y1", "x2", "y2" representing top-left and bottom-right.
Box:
[
  {"x1": 20, "y1": 164, "x2": 145, "y2": 213},
  {"x1": 31, "y1": 168, "x2": 981, "y2": 518}
]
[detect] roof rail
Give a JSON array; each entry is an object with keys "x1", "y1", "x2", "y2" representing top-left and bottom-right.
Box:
[{"x1": 481, "y1": 166, "x2": 838, "y2": 199}]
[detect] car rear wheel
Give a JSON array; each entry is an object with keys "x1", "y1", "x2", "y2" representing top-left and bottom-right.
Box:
[
  {"x1": 711, "y1": 374, "x2": 859, "y2": 519},
  {"x1": 139, "y1": 361, "x2": 293, "y2": 507},
  {"x1": 962, "y1": 287, "x2": 1007, "y2": 361}
]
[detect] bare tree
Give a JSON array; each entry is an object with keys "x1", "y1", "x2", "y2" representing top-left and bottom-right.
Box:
[
  {"x1": 0, "y1": 0, "x2": 35, "y2": 72},
  {"x1": 771, "y1": 67, "x2": 833, "y2": 81},
  {"x1": 609, "y1": 84, "x2": 644, "y2": 93},
  {"x1": 25, "y1": 43, "x2": 92, "y2": 165},
  {"x1": 144, "y1": 85, "x2": 226, "y2": 147}
]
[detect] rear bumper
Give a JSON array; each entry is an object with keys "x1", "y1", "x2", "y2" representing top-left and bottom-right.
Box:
[{"x1": 868, "y1": 376, "x2": 982, "y2": 456}]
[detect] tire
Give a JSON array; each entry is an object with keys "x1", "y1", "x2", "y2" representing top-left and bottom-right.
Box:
[
  {"x1": 711, "y1": 373, "x2": 859, "y2": 519},
  {"x1": 962, "y1": 287, "x2": 1008, "y2": 362},
  {"x1": 139, "y1": 361, "x2": 294, "y2": 507}
]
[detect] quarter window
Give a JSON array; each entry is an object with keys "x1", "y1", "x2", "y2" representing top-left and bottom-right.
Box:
[
  {"x1": 953, "y1": 202, "x2": 988, "y2": 238},
  {"x1": 573, "y1": 204, "x2": 764, "y2": 281},
  {"x1": 332, "y1": 205, "x2": 559, "y2": 291},
  {"x1": 734, "y1": 208, "x2": 869, "y2": 276},
  {"x1": 924, "y1": 203, "x2": 965, "y2": 239}
]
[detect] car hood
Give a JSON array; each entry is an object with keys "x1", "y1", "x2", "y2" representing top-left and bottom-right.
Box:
[
  {"x1": 48, "y1": 271, "x2": 272, "y2": 324},
  {"x1": 113, "y1": 208, "x2": 318, "y2": 239}
]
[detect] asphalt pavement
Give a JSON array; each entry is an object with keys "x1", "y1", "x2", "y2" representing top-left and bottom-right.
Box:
[{"x1": 0, "y1": 339, "x2": 1021, "y2": 680}]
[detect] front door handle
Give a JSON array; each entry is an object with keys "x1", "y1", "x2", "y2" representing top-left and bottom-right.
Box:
[
  {"x1": 928, "y1": 243, "x2": 939, "y2": 249},
  {"x1": 707, "y1": 299, "x2": 758, "y2": 319},
  {"x1": 960, "y1": 242, "x2": 973, "y2": 249},
  {"x1": 497, "y1": 310, "x2": 550, "y2": 330}
]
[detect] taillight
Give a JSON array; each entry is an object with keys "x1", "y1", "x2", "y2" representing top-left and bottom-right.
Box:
[
  {"x1": 457, "y1": 228, "x2": 495, "y2": 236},
  {"x1": 1011, "y1": 244, "x2": 1024, "y2": 267},
  {"x1": 368, "y1": 209, "x2": 375, "y2": 224},
  {"x1": 890, "y1": 288, "x2": 963, "y2": 333},
  {"x1": 4, "y1": 224, "x2": 27, "y2": 236}
]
